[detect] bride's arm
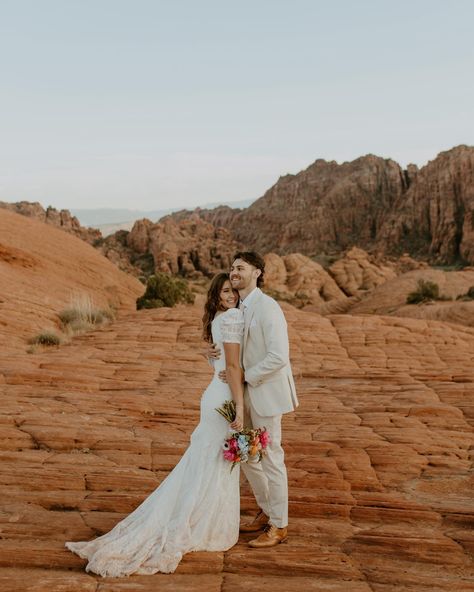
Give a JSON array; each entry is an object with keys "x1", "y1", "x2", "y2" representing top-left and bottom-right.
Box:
[{"x1": 223, "y1": 342, "x2": 244, "y2": 431}]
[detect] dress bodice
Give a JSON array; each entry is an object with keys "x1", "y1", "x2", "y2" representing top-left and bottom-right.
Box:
[{"x1": 211, "y1": 308, "x2": 244, "y2": 374}]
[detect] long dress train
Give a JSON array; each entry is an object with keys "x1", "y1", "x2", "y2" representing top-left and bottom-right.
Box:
[{"x1": 65, "y1": 307, "x2": 244, "y2": 576}]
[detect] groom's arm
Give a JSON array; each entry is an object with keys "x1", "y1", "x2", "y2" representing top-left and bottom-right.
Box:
[{"x1": 244, "y1": 301, "x2": 289, "y2": 387}]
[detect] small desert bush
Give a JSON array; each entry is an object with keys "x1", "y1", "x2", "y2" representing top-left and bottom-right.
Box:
[
  {"x1": 136, "y1": 273, "x2": 195, "y2": 310},
  {"x1": 456, "y1": 286, "x2": 474, "y2": 301},
  {"x1": 29, "y1": 331, "x2": 61, "y2": 346},
  {"x1": 406, "y1": 279, "x2": 440, "y2": 304}
]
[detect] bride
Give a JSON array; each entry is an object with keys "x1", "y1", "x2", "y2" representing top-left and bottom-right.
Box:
[{"x1": 66, "y1": 272, "x2": 245, "y2": 576}]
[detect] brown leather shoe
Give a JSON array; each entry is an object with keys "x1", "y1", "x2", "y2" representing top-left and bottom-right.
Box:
[
  {"x1": 239, "y1": 510, "x2": 269, "y2": 533},
  {"x1": 248, "y1": 524, "x2": 288, "y2": 547}
]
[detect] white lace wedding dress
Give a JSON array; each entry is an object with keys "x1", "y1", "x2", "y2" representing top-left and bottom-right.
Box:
[{"x1": 66, "y1": 307, "x2": 244, "y2": 577}]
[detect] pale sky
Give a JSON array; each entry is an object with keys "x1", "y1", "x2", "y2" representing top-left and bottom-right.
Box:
[{"x1": 0, "y1": 0, "x2": 473, "y2": 211}]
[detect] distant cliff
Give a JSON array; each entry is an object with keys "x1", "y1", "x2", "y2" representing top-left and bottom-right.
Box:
[{"x1": 166, "y1": 145, "x2": 474, "y2": 265}]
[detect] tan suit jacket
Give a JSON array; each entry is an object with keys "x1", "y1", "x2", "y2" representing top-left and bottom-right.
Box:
[{"x1": 242, "y1": 288, "x2": 298, "y2": 417}]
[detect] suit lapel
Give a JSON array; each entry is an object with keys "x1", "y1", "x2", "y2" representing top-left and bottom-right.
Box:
[{"x1": 243, "y1": 288, "x2": 262, "y2": 346}]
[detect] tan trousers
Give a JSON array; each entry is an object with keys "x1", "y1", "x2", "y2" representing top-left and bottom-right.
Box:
[{"x1": 241, "y1": 391, "x2": 288, "y2": 528}]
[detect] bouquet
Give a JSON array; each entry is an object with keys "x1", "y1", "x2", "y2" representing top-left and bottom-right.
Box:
[{"x1": 216, "y1": 400, "x2": 270, "y2": 472}]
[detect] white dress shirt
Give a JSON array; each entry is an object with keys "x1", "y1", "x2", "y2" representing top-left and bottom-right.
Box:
[{"x1": 239, "y1": 287, "x2": 259, "y2": 313}]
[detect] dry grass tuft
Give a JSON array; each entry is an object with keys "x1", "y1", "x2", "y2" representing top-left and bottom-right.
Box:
[
  {"x1": 59, "y1": 293, "x2": 115, "y2": 335},
  {"x1": 28, "y1": 331, "x2": 61, "y2": 346},
  {"x1": 26, "y1": 293, "x2": 116, "y2": 352}
]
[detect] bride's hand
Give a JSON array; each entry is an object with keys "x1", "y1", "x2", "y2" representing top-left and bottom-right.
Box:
[
  {"x1": 230, "y1": 406, "x2": 244, "y2": 432},
  {"x1": 203, "y1": 343, "x2": 221, "y2": 361}
]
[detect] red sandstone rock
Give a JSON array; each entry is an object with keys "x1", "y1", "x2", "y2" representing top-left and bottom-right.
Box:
[
  {"x1": 0, "y1": 200, "x2": 101, "y2": 245},
  {"x1": 329, "y1": 247, "x2": 397, "y2": 296},
  {"x1": 0, "y1": 214, "x2": 473, "y2": 590},
  {"x1": 101, "y1": 214, "x2": 240, "y2": 278},
  {"x1": 198, "y1": 154, "x2": 407, "y2": 256},
  {"x1": 264, "y1": 252, "x2": 346, "y2": 307},
  {"x1": 378, "y1": 145, "x2": 474, "y2": 264},
  {"x1": 168, "y1": 146, "x2": 474, "y2": 266},
  {"x1": 0, "y1": 208, "x2": 143, "y2": 351},
  {"x1": 348, "y1": 267, "x2": 474, "y2": 327}
]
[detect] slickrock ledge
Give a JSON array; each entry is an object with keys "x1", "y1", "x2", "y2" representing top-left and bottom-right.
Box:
[
  {"x1": 0, "y1": 208, "x2": 143, "y2": 350},
  {"x1": 0, "y1": 304, "x2": 473, "y2": 591}
]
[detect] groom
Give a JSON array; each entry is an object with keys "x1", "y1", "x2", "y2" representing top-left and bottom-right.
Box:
[{"x1": 213, "y1": 251, "x2": 299, "y2": 547}]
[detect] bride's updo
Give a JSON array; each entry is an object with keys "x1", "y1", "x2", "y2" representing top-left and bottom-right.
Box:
[{"x1": 202, "y1": 272, "x2": 234, "y2": 343}]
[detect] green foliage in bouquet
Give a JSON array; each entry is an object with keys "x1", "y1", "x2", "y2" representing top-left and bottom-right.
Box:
[
  {"x1": 216, "y1": 400, "x2": 270, "y2": 472},
  {"x1": 136, "y1": 272, "x2": 195, "y2": 310}
]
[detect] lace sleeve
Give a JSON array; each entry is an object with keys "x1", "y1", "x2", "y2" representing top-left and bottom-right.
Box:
[{"x1": 220, "y1": 308, "x2": 244, "y2": 343}]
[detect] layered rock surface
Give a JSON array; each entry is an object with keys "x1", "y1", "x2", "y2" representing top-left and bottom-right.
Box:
[
  {"x1": 0, "y1": 300, "x2": 473, "y2": 591},
  {"x1": 349, "y1": 268, "x2": 474, "y2": 326}
]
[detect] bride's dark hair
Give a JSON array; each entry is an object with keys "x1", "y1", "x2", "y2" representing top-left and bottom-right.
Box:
[{"x1": 202, "y1": 272, "x2": 236, "y2": 342}]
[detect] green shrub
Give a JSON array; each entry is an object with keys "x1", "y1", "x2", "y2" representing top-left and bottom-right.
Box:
[
  {"x1": 136, "y1": 273, "x2": 195, "y2": 310},
  {"x1": 406, "y1": 279, "x2": 440, "y2": 304},
  {"x1": 456, "y1": 286, "x2": 474, "y2": 301},
  {"x1": 130, "y1": 252, "x2": 155, "y2": 277},
  {"x1": 29, "y1": 331, "x2": 61, "y2": 346}
]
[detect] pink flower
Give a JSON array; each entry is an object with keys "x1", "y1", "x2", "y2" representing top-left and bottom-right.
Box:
[
  {"x1": 228, "y1": 438, "x2": 238, "y2": 451},
  {"x1": 259, "y1": 429, "x2": 270, "y2": 448},
  {"x1": 223, "y1": 450, "x2": 237, "y2": 462}
]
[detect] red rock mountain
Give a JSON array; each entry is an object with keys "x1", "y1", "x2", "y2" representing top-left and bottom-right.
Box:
[
  {"x1": 377, "y1": 145, "x2": 474, "y2": 263},
  {"x1": 3, "y1": 146, "x2": 472, "y2": 278},
  {"x1": 171, "y1": 145, "x2": 474, "y2": 265}
]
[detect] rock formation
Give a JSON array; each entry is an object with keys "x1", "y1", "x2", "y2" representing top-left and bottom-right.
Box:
[
  {"x1": 262, "y1": 248, "x2": 433, "y2": 312},
  {"x1": 0, "y1": 201, "x2": 102, "y2": 245},
  {"x1": 0, "y1": 208, "x2": 143, "y2": 350},
  {"x1": 264, "y1": 252, "x2": 346, "y2": 307},
  {"x1": 236, "y1": 155, "x2": 407, "y2": 255},
  {"x1": 101, "y1": 214, "x2": 241, "y2": 279},
  {"x1": 328, "y1": 247, "x2": 397, "y2": 297},
  {"x1": 167, "y1": 145, "x2": 474, "y2": 266},
  {"x1": 377, "y1": 145, "x2": 474, "y2": 263},
  {"x1": 345, "y1": 267, "x2": 474, "y2": 328}
]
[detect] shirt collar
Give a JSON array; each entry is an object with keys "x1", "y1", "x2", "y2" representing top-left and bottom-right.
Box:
[{"x1": 240, "y1": 287, "x2": 259, "y2": 309}]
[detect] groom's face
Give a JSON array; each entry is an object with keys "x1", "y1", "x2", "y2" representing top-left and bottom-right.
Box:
[{"x1": 230, "y1": 258, "x2": 259, "y2": 291}]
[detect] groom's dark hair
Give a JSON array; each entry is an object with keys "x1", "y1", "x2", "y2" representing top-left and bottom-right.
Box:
[{"x1": 233, "y1": 251, "x2": 265, "y2": 287}]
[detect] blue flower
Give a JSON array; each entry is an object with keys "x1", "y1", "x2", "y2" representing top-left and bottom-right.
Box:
[{"x1": 237, "y1": 434, "x2": 249, "y2": 452}]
